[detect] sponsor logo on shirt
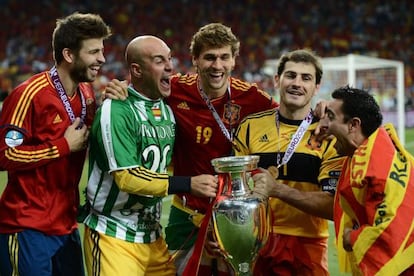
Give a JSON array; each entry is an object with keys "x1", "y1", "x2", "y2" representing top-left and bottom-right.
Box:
[
  {"x1": 53, "y1": 114, "x2": 63, "y2": 124},
  {"x1": 259, "y1": 134, "x2": 269, "y2": 142},
  {"x1": 177, "y1": 101, "x2": 190, "y2": 110}
]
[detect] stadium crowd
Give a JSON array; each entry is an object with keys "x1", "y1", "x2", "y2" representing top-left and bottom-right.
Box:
[{"x1": 0, "y1": 0, "x2": 413, "y2": 107}]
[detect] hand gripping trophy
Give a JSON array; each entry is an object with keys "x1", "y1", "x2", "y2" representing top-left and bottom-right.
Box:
[{"x1": 211, "y1": 155, "x2": 270, "y2": 276}]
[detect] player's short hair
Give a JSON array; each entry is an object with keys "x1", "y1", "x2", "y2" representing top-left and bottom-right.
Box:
[
  {"x1": 190, "y1": 23, "x2": 240, "y2": 58},
  {"x1": 277, "y1": 49, "x2": 323, "y2": 85},
  {"x1": 52, "y1": 12, "x2": 112, "y2": 64}
]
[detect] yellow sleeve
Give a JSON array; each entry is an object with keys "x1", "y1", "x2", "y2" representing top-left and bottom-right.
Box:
[
  {"x1": 112, "y1": 167, "x2": 169, "y2": 197},
  {"x1": 233, "y1": 119, "x2": 251, "y2": 156},
  {"x1": 319, "y1": 137, "x2": 346, "y2": 182}
]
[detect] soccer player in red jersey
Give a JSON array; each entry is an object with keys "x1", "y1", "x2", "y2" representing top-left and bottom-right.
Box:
[
  {"x1": 165, "y1": 23, "x2": 277, "y2": 275},
  {"x1": 0, "y1": 12, "x2": 111, "y2": 276}
]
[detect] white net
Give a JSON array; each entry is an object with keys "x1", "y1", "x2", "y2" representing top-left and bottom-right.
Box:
[
  {"x1": 319, "y1": 54, "x2": 406, "y2": 144},
  {"x1": 319, "y1": 67, "x2": 398, "y2": 112}
]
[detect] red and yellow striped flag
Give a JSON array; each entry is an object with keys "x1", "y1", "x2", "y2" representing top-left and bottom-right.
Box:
[{"x1": 334, "y1": 123, "x2": 414, "y2": 275}]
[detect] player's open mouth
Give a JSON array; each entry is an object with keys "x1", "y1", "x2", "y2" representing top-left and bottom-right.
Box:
[
  {"x1": 89, "y1": 66, "x2": 100, "y2": 75},
  {"x1": 161, "y1": 77, "x2": 170, "y2": 88},
  {"x1": 209, "y1": 72, "x2": 224, "y2": 81}
]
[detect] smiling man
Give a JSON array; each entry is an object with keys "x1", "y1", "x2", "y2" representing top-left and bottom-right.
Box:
[
  {"x1": 0, "y1": 12, "x2": 111, "y2": 276},
  {"x1": 320, "y1": 86, "x2": 414, "y2": 275},
  {"x1": 235, "y1": 49, "x2": 345, "y2": 276},
  {"x1": 164, "y1": 23, "x2": 278, "y2": 275}
]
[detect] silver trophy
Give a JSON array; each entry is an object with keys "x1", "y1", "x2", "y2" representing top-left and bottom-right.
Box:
[{"x1": 211, "y1": 155, "x2": 269, "y2": 276}]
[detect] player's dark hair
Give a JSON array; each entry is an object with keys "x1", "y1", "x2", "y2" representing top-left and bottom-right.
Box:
[
  {"x1": 277, "y1": 49, "x2": 323, "y2": 85},
  {"x1": 332, "y1": 85, "x2": 383, "y2": 137},
  {"x1": 52, "y1": 12, "x2": 112, "y2": 64}
]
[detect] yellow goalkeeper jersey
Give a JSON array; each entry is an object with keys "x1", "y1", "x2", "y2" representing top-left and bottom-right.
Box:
[{"x1": 234, "y1": 108, "x2": 344, "y2": 238}]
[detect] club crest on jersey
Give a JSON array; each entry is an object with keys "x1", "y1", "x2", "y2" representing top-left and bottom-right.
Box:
[
  {"x1": 222, "y1": 103, "x2": 241, "y2": 125},
  {"x1": 5, "y1": 130, "x2": 24, "y2": 147},
  {"x1": 306, "y1": 132, "x2": 322, "y2": 150}
]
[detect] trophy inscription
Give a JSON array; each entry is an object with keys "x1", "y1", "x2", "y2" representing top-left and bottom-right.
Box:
[{"x1": 211, "y1": 155, "x2": 269, "y2": 276}]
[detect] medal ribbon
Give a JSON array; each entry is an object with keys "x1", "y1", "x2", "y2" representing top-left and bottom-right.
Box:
[
  {"x1": 276, "y1": 109, "x2": 313, "y2": 168},
  {"x1": 50, "y1": 66, "x2": 86, "y2": 127},
  {"x1": 198, "y1": 78, "x2": 233, "y2": 143},
  {"x1": 182, "y1": 174, "x2": 228, "y2": 276}
]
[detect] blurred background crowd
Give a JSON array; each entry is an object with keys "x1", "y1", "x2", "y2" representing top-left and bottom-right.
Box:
[{"x1": 0, "y1": 0, "x2": 413, "y2": 108}]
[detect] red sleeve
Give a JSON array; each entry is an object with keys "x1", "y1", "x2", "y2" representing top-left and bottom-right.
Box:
[{"x1": 0, "y1": 73, "x2": 71, "y2": 171}]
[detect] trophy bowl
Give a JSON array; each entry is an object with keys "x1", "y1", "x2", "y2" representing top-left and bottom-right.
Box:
[{"x1": 211, "y1": 155, "x2": 269, "y2": 276}]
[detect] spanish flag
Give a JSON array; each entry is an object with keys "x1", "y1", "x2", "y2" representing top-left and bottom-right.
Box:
[
  {"x1": 152, "y1": 104, "x2": 161, "y2": 121},
  {"x1": 334, "y1": 123, "x2": 414, "y2": 275}
]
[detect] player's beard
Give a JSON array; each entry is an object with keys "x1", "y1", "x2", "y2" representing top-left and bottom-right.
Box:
[
  {"x1": 199, "y1": 68, "x2": 230, "y2": 92},
  {"x1": 70, "y1": 58, "x2": 94, "y2": 83}
]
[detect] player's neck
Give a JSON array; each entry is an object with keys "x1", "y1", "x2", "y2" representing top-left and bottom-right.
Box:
[
  {"x1": 56, "y1": 67, "x2": 77, "y2": 97},
  {"x1": 198, "y1": 81, "x2": 228, "y2": 100},
  {"x1": 279, "y1": 105, "x2": 312, "y2": 121},
  {"x1": 204, "y1": 87, "x2": 227, "y2": 99}
]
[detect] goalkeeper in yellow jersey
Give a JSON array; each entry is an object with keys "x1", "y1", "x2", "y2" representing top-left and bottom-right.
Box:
[{"x1": 235, "y1": 49, "x2": 345, "y2": 276}]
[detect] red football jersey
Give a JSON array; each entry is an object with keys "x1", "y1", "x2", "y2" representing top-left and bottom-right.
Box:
[
  {"x1": 167, "y1": 74, "x2": 277, "y2": 212},
  {"x1": 0, "y1": 71, "x2": 96, "y2": 235}
]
